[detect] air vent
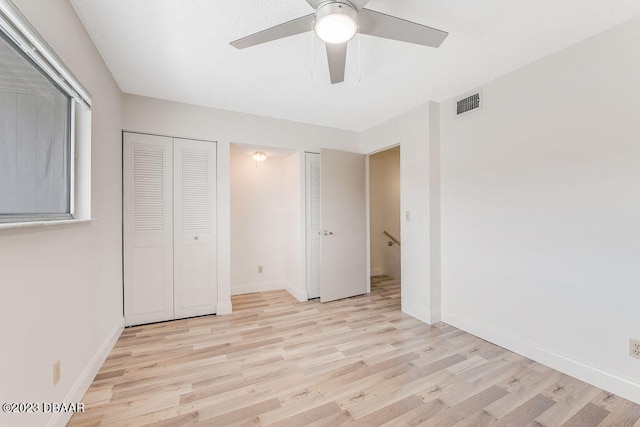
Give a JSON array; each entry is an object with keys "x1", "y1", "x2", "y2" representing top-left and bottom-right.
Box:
[{"x1": 456, "y1": 92, "x2": 481, "y2": 117}]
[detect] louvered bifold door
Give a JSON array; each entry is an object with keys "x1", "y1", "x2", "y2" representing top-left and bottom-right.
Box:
[
  {"x1": 173, "y1": 138, "x2": 217, "y2": 318},
  {"x1": 305, "y1": 153, "x2": 321, "y2": 299},
  {"x1": 123, "y1": 133, "x2": 174, "y2": 326}
]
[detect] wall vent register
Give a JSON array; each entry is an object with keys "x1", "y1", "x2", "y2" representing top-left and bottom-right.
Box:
[{"x1": 456, "y1": 92, "x2": 481, "y2": 116}]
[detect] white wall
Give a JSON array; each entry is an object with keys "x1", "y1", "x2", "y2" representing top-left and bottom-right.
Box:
[
  {"x1": 230, "y1": 146, "x2": 284, "y2": 293},
  {"x1": 369, "y1": 149, "x2": 401, "y2": 279},
  {"x1": 0, "y1": 1, "x2": 124, "y2": 426},
  {"x1": 123, "y1": 95, "x2": 360, "y2": 153},
  {"x1": 231, "y1": 146, "x2": 281, "y2": 292},
  {"x1": 123, "y1": 95, "x2": 358, "y2": 310},
  {"x1": 440, "y1": 16, "x2": 640, "y2": 403},
  {"x1": 360, "y1": 102, "x2": 442, "y2": 324}
]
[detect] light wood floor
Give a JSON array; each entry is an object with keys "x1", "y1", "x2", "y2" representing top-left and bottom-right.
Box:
[{"x1": 70, "y1": 277, "x2": 640, "y2": 426}]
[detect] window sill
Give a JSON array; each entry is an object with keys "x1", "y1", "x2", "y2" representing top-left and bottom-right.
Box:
[{"x1": 0, "y1": 218, "x2": 97, "y2": 230}]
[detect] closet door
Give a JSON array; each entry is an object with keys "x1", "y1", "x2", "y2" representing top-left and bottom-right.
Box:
[
  {"x1": 305, "y1": 152, "x2": 321, "y2": 299},
  {"x1": 123, "y1": 133, "x2": 174, "y2": 326},
  {"x1": 173, "y1": 138, "x2": 217, "y2": 318}
]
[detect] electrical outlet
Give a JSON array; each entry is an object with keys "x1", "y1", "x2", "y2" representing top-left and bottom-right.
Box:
[
  {"x1": 630, "y1": 339, "x2": 640, "y2": 359},
  {"x1": 258, "y1": 266, "x2": 263, "y2": 274},
  {"x1": 53, "y1": 360, "x2": 61, "y2": 385}
]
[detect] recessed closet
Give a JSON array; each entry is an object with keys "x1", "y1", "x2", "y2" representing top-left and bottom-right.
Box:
[{"x1": 123, "y1": 132, "x2": 217, "y2": 326}]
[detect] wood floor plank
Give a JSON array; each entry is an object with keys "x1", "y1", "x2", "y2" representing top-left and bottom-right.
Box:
[
  {"x1": 145, "y1": 411, "x2": 199, "y2": 427},
  {"x1": 381, "y1": 398, "x2": 448, "y2": 426},
  {"x1": 68, "y1": 276, "x2": 640, "y2": 426},
  {"x1": 484, "y1": 366, "x2": 563, "y2": 419},
  {"x1": 536, "y1": 377, "x2": 603, "y2": 427},
  {"x1": 451, "y1": 385, "x2": 509, "y2": 417},
  {"x1": 597, "y1": 398, "x2": 640, "y2": 427},
  {"x1": 493, "y1": 393, "x2": 556, "y2": 426},
  {"x1": 264, "y1": 401, "x2": 343, "y2": 427},
  {"x1": 350, "y1": 395, "x2": 425, "y2": 425},
  {"x1": 453, "y1": 409, "x2": 498, "y2": 427},
  {"x1": 561, "y1": 402, "x2": 609, "y2": 427},
  {"x1": 199, "y1": 398, "x2": 281, "y2": 425}
]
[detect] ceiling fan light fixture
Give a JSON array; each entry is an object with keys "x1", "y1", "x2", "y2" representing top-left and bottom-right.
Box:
[
  {"x1": 252, "y1": 151, "x2": 267, "y2": 162},
  {"x1": 314, "y1": 2, "x2": 358, "y2": 44}
]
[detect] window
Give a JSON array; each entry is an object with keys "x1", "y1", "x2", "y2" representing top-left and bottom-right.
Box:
[
  {"x1": 0, "y1": 32, "x2": 71, "y2": 221},
  {"x1": 0, "y1": 0, "x2": 92, "y2": 224}
]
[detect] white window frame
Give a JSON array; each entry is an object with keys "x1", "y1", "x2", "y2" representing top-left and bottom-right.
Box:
[{"x1": 0, "y1": 0, "x2": 92, "y2": 225}]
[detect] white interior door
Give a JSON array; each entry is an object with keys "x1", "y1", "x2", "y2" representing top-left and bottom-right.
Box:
[
  {"x1": 124, "y1": 133, "x2": 174, "y2": 326},
  {"x1": 305, "y1": 152, "x2": 321, "y2": 299},
  {"x1": 173, "y1": 138, "x2": 217, "y2": 318},
  {"x1": 320, "y1": 148, "x2": 367, "y2": 302}
]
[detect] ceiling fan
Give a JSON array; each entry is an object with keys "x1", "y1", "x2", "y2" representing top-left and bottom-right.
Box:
[{"x1": 230, "y1": 0, "x2": 448, "y2": 84}]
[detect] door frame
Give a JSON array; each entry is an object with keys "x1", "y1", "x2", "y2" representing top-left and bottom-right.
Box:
[
  {"x1": 304, "y1": 144, "x2": 403, "y2": 300},
  {"x1": 365, "y1": 143, "x2": 403, "y2": 298}
]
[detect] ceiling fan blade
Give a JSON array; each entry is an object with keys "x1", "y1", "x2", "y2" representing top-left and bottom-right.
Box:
[
  {"x1": 326, "y1": 42, "x2": 347, "y2": 84},
  {"x1": 347, "y1": 0, "x2": 371, "y2": 11},
  {"x1": 230, "y1": 14, "x2": 315, "y2": 49},
  {"x1": 305, "y1": 0, "x2": 324, "y2": 8},
  {"x1": 358, "y1": 8, "x2": 448, "y2": 48}
]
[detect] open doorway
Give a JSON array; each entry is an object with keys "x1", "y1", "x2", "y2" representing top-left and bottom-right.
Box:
[
  {"x1": 369, "y1": 146, "x2": 401, "y2": 295},
  {"x1": 229, "y1": 143, "x2": 307, "y2": 302}
]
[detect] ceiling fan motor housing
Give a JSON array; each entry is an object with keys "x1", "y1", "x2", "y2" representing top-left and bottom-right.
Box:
[{"x1": 314, "y1": 1, "x2": 359, "y2": 44}]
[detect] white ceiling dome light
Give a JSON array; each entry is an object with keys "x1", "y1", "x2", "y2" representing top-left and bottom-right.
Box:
[
  {"x1": 252, "y1": 151, "x2": 267, "y2": 162},
  {"x1": 314, "y1": 2, "x2": 358, "y2": 44}
]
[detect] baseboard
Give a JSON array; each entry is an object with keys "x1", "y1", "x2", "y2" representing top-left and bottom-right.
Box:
[
  {"x1": 48, "y1": 317, "x2": 124, "y2": 427},
  {"x1": 402, "y1": 300, "x2": 430, "y2": 325},
  {"x1": 216, "y1": 300, "x2": 232, "y2": 315},
  {"x1": 284, "y1": 280, "x2": 308, "y2": 302},
  {"x1": 429, "y1": 308, "x2": 442, "y2": 324},
  {"x1": 231, "y1": 280, "x2": 308, "y2": 302},
  {"x1": 402, "y1": 301, "x2": 441, "y2": 325},
  {"x1": 442, "y1": 309, "x2": 640, "y2": 405},
  {"x1": 231, "y1": 280, "x2": 284, "y2": 296}
]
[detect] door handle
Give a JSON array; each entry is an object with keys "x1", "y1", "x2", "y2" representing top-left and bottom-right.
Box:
[{"x1": 321, "y1": 230, "x2": 334, "y2": 236}]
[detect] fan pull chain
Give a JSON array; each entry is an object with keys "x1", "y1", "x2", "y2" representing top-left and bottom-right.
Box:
[
  {"x1": 358, "y1": 34, "x2": 362, "y2": 83},
  {"x1": 311, "y1": 31, "x2": 315, "y2": 78}
]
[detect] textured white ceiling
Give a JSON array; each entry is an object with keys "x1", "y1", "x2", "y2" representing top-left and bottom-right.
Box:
[{"x1": 69, "y1": 0, "x2": 640, "y2": 131}]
